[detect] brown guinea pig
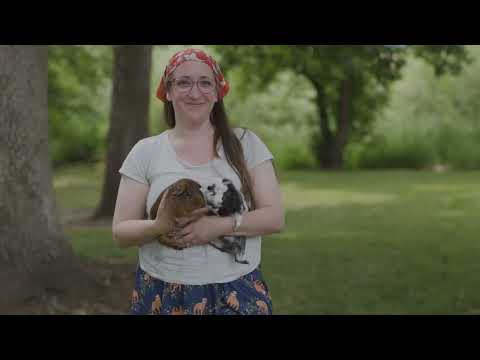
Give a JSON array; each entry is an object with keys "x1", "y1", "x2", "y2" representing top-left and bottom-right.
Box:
[{"x1": 149, "y1": 178, "x2": 206, "y2": 249}]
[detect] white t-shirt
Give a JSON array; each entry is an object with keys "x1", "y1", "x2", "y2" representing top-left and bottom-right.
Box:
[{"x1": 118, "y1": 128, "x2": 274, "y2": 285}]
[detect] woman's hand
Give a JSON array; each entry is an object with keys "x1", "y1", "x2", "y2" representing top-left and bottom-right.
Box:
[{"x1": 174, "y1": 208, "x2": 232, "y2": 249}]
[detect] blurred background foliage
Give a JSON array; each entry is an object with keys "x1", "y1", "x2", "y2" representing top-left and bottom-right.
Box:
[
  {"x1": 48, "y1": 45, "x2": 112, "y2": 166},
  {"x1": 48, "y1": 45, "x2": 480, "y2": 171}
]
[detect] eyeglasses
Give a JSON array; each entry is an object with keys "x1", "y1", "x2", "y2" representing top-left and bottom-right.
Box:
[{"x1": 169, "y1": 77, "x2": 216, "y2": 95}]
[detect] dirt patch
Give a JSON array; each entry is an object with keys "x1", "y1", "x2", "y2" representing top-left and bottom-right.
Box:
[
  {"x1": 0, "y1": 211, "x2": 137, "y2": 315},
  {"x1": 0, "y1": 258, "x2": 137, "y2": 315}
]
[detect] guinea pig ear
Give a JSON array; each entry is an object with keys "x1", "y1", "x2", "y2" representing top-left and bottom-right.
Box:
[{"x1": 226, "y1": 182, "x2": 237, "y2": 193}]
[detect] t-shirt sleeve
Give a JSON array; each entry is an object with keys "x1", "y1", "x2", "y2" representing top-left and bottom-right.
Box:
[
  {"x1": 118, "y1": 138, "x2": 151, "y2": 185},
  {"x1": 238, "y1": 129, "x2": 274, "y2": 170}
]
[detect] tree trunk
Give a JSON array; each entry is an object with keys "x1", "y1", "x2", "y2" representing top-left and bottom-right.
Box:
[
  {"x1": 94, "y1": 45, "x2": 152, "y2": 219},
  {"x1": 0, "y1": 46, "x2": 95, "y2": 311},
  {"x1": 313, "y1": 83, "x2": 335, "y2": 169},
  {"x1": 313, "y1": 79, "x2": 352, "y2": 170},
  {"x1": 330, "y1": 79, "x2": 353, "y2": 169}
]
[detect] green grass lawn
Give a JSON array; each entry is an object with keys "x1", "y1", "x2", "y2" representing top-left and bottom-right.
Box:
[{"x1": 54, "y1": 163, "x2": 480, "y2": 314}]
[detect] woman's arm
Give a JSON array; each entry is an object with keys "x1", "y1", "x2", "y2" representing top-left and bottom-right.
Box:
[
  {"x1": 224, "y1": 159, "x2": 285, "y2": 237},
  {"x1": 112, "y1": 176, "x2": 171, "y2": 248},
  {"x1": 175, "y1": 160, "x2": 285, "y2": 247}
]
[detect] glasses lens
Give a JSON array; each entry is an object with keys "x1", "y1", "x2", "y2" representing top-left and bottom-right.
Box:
[
  {"x1": 198, "y1": 79, "x2": 215, "y2": 93},
  {"x1": 175, "y1": 78, "x2": 193, "y2": 91}
]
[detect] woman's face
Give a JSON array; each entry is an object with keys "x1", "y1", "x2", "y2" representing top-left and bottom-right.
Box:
[{"x1": 166, "y1": 61, "x2": 218, "y2": 126}]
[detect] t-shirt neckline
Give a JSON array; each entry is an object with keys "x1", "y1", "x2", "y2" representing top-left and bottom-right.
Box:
[{"x1": 165, "y1": 130, "x2": 222, "y2": 169}]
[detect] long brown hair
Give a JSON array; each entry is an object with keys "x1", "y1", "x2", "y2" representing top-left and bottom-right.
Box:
[{"x1": 164, "y1": 100, "x2": 256, "y2": 210}]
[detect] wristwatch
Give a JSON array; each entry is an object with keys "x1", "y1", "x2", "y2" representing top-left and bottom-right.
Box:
[{"x1": 232, "y1": 213, "x2": 243, "y2": 232}]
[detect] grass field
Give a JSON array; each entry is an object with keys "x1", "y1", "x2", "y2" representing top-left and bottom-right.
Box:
[{"x1": 54, "y1": 163, "x2": 480, "y2": 314}]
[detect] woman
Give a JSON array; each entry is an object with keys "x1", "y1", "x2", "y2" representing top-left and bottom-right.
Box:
[{"x1": 112, "y1": 48, "x2": 284, "y2": 315}]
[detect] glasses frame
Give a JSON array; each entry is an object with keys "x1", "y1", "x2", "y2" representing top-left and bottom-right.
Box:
[{"x1": 169, "y1": 76, "x2": 217, "y2": 96}]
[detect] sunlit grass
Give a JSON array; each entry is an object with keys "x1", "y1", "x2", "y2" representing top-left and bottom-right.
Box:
[
  {"x1": 54, "y1": 164, "x2": 480, "y2": 314},
  {"x1": 54, "y1": 162, "x2": 104, "y2": 210},
  {"x1": 67, "y1": 228, "x2": 137, "y2": 262}
]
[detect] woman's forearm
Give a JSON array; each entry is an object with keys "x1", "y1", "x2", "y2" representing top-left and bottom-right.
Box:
[
  {"x1": 112, "y1": 220, "x2": 162, "y2": 249},
  {"x1": 221, "y1": 206, "x2": 285, "y2": 238}
]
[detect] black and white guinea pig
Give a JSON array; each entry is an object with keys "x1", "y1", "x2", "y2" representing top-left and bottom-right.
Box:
[
  {"x1": 201, "y1": 178, "x2": 249, "y2": 265},
  {"x1": 202, "y1": 178, "x2": 246, "y2": 216}
]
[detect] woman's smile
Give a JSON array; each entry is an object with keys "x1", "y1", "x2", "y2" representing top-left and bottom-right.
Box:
[{"x1": 185, "y1": 102, "x2": 206, "y2": 107}]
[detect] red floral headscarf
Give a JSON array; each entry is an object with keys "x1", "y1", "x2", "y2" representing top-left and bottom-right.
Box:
[{"x1": 156, "y1": 48, "x2": 230, "y2": 102}]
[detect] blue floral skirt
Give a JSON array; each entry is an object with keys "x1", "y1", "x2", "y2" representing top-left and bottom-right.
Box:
[{"x1": 130, "y1": 265, "x2": 273, "y2": 315}]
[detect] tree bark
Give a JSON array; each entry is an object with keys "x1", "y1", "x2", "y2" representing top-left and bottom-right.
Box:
[
  {"x1": 0, "y1": 46, "x2": 93, "y2": 311},
  {"x1": 94, "y1": 45, "x2": 152, "y2": 219},
  {"x1": 330, "y1": 79, "x2": 353, "y2": 169},
  {"x1": 312, "y1": 79, "x2": 352, "y2": 170}
]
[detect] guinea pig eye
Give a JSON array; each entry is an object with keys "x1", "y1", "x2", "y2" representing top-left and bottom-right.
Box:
[
  {"x1": 207, "y1": 185, "x2": 214, "y2": 191},
  {"x1": 173, "y1": 189, "x2": 183, "y2": 196}
]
